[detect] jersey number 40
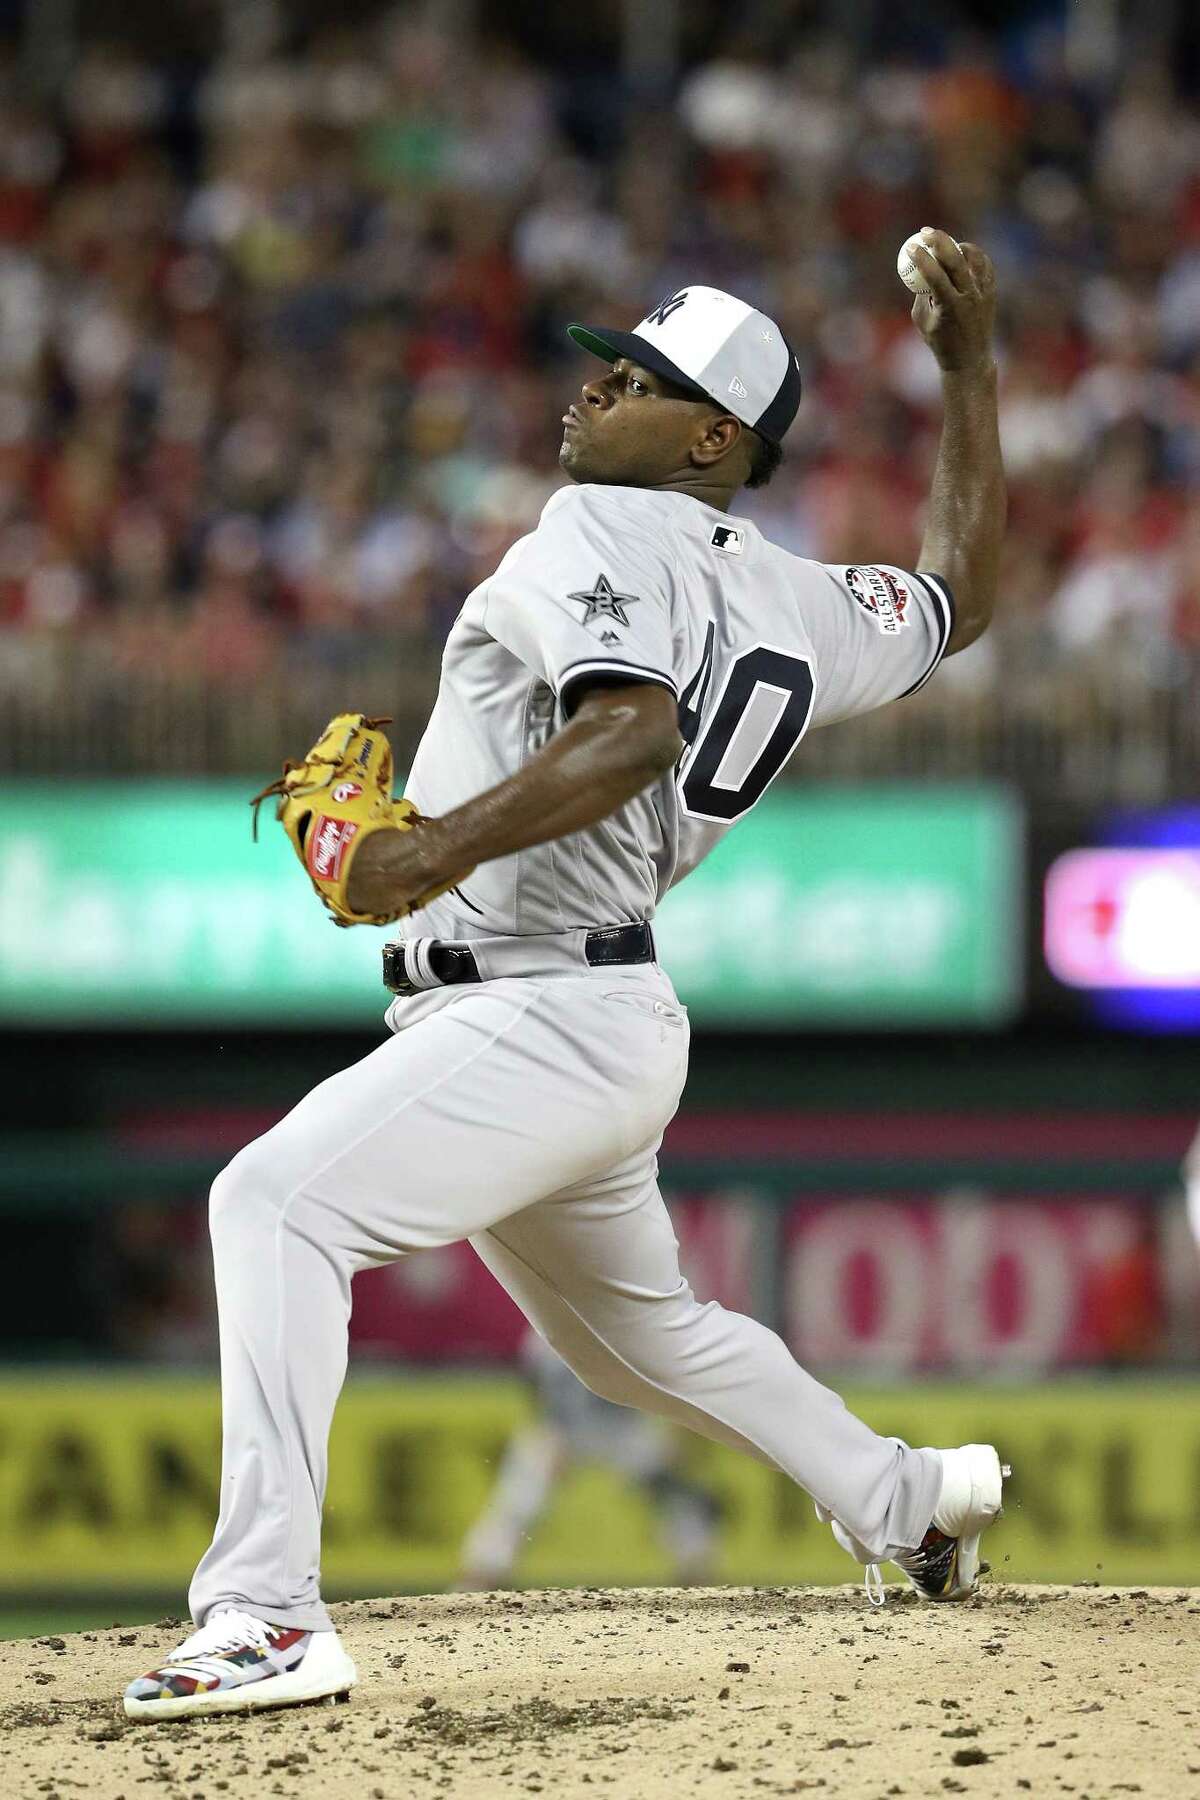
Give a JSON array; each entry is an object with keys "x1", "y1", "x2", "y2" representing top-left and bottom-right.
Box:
[{"x1": 676, "y1": 624, "x2": 815, "y2": 823}]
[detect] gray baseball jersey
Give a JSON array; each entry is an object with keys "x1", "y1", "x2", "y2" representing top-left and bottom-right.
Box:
[{"x1": 402, "y1": 482, "x2": 953, "y2": 942}]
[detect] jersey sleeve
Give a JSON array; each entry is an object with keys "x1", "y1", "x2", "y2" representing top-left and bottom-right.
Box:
[
  {"x1": 805, "y1": 563, "x2": 955, "y2": 727},
  {"x1": 481, "y1": 487, "x2": 679, "y2": 718}
]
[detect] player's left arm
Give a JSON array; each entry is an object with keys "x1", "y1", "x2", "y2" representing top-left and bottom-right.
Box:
[
  {"x1": 346, "y1": 682, "x2": 681, "y2": 917},
  {"x1": 906, "y1": 229, "x2": 1006, "y2": 655}
]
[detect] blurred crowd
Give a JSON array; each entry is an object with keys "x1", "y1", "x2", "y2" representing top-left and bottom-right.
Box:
[{"x1": 0, "y1": 5, "x2": 1199, "y2": 742}]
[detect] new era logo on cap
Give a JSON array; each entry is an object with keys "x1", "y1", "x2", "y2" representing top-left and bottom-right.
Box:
[{"x1": 567, "y1": 284, "x2": 802, "y2": 447}]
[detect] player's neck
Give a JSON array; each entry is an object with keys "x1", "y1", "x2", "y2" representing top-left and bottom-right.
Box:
[{"x1": 646, "y1": 475, "x2": 737, "y2": 512}]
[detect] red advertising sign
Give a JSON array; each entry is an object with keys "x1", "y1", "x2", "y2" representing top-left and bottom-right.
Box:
[
  {"x1": 348, "y1": 1188, "x2": 1194, "y2": 1374},
  {"x1": 781, "y1": 1195, "x2": 1169, "y2": 1372}
]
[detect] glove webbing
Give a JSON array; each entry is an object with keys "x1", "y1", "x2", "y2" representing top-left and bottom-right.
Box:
[{"x1": 248, "y1": 715, "x2": 394, "y2": 842}]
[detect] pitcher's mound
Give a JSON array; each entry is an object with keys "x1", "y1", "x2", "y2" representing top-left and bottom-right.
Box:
[{"x1": 3, "y1": 1584, "x2": 1195, "y2": 1799}]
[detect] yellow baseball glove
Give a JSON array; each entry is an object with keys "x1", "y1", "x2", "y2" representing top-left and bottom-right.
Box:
[{"x1": 250, "y1": 712, "x2": 465, "y2": 927}]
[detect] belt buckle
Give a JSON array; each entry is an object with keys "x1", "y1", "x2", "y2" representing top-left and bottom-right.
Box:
[
  {"x1": 381, "y1": 943, "x2": 416, "y2": 997},
  {"x1": 584, "y1": 922, "x2": 653, "y2": 967}
]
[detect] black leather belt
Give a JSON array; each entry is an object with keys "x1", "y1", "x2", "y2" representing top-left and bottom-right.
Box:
[{"x1": 382, "y1": 922, "x2": 655, "y2": 997}]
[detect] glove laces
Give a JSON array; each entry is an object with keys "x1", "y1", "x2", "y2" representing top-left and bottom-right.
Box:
[{"x1": 247, "y1": 715, "x2": 393, "y2": 840}]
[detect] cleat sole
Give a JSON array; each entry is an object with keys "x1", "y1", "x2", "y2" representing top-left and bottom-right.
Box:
[{"x1": 124, "y1": 1684, "x2": 354, "y2": 1722}]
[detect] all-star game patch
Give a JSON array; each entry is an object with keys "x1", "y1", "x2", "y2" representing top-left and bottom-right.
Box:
[
  {"x1": 845, "y1": 565, "x2": 911, "y2": 635},
  {"x1": 566, "y1": 572, "x2": 641, "y2": 629}
]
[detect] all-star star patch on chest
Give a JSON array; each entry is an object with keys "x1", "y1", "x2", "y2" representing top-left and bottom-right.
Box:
[{"x1": 567, "y1": 572, "x2": 641, "y2": 629}]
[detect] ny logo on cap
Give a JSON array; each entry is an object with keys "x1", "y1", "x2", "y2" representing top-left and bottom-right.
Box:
[{"x1": 644, "y1": 290, "x2": 688, "y2": 328}]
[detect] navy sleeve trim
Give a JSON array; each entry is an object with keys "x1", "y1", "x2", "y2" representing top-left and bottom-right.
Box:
[
  {"x1": 919, "y1": 569, "x2": 956, "y2": 629},
  {"x1": 899, "y1": 570, "x2": 955, "y2": 698},
  {"x1": 557, "y1": 658, "x2": 679, "y2": 720}
]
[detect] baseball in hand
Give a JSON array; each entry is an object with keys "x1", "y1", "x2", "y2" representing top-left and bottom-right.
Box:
[{"x1": 897, "y1": 229, "x2": 960, "y2": 295}]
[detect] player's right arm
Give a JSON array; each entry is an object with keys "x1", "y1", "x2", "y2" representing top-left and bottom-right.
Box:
[
  {"x1": 904, "y1": 229, "x2": 1006, "y2": 655},
  {"x1": 347, "y1": 682, "x2": 680, "y2": 917}
]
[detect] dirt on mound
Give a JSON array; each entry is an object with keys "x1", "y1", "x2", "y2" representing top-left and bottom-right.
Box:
[{"x1": 2, "y1": 1585, "x2": 1196, "y2": 1800}]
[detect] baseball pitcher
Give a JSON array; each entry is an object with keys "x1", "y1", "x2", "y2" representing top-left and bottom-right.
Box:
[{"x1": 125, "y1": 229, "x2": 1008, "y2": 1720}]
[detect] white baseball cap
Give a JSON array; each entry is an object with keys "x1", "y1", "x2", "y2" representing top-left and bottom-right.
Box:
[{"x1": 568, "y1": 284, "x2": 802, "y2": 446}]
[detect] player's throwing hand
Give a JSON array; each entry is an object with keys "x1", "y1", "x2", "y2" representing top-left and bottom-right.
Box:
[{"x1": 905, "y1": 228, "x2": 997, "y2": 374}]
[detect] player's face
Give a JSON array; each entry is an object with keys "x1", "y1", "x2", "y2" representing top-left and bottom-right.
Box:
[{"x1": 560, "y1": 359, "x2": 718, "y2": 487}]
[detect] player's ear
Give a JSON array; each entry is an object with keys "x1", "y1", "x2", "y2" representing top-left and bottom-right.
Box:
[{"x1": 690, "y1": 412, "x2": 744, "y2": 473}]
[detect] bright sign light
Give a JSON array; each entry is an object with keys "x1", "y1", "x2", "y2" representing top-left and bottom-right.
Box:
[{"x1": 1045, "y1": 848, "x2": 1200, "y2": 989}]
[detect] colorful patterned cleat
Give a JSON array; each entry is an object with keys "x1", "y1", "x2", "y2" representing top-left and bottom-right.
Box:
[
  {"x1": 891, "y1": 1520, "x2": 984, "y2": 1599},
  {"x1": 122, "y1": 1608, "x2": 357, "y2": 1721}
]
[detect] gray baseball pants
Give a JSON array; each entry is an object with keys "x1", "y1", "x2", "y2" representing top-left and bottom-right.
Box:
[{"x1": 189, "y1": 964, "x2": 941, "y2": 1630}]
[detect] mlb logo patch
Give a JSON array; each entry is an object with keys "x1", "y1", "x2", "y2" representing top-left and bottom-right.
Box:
[{"x1": 710, "y1": 524, "x2": 743, "y2": 555}]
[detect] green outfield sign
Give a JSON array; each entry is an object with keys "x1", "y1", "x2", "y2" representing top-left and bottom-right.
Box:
[{"x1": 0, "y1": 782, "x2": 1020, "y2": 1026}]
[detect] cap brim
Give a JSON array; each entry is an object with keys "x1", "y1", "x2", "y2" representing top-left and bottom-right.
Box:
[{"x1": 566, "y1": 323, "x2": 715, "y2": 407}]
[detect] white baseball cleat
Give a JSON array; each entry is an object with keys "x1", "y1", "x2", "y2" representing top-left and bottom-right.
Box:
[
  {"x1": 890, "y1": 1443, "x2": 1010, "y2": 1600},
  {"x1": 122, "y1": 1608, "x2": 357, "y2": 1720},
  {"x1": 819, "y1": 1443, "x2": 1010, "y2": 1605}
]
